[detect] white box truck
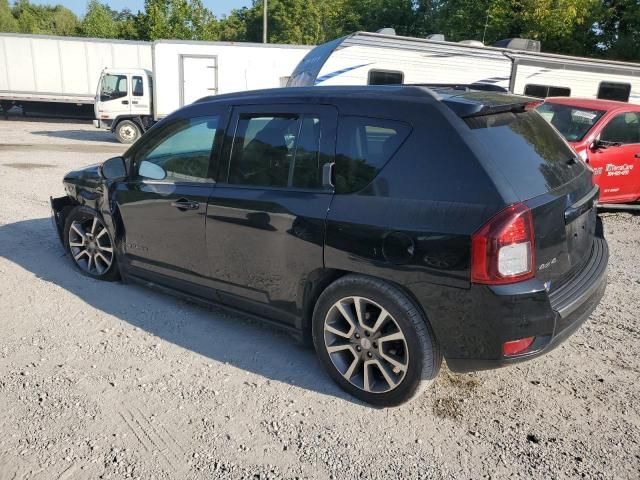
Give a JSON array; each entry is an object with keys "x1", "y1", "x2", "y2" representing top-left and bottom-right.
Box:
[
  {"x1": 94, "y1": 40, "x2": 311, "y2": 143},
  {"x1": 0, "y1": 33, "x2": 152, "y2": 117}
]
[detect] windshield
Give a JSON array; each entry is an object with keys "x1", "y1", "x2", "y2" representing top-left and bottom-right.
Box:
[
  {"x1": 100, "y1": 74, "x2": 128, "y2": 102},
  {"x1": 536, "y1": 103, "x2": 605, "y2": 142}
]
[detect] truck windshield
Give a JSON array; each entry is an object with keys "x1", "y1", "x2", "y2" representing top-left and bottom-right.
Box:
[
  {"x1": 100, "y1": 74, "x2": 128, "y2": 102},
  {"x1": 536, "y1": 103, "x2": 605, "y2": 142}
]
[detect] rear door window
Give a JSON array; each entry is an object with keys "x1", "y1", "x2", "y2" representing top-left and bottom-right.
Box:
[
  {"x1": 227, "y1": 113, "x2": 325, "y2": 189},
  {"x1": 335, "y1": 116, "x2": 411, "y2": 193},
  {"x1": 465, "y1": 109, "x2": 587, "y2": 199}
]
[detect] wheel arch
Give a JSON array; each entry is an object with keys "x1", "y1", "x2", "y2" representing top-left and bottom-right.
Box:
[
  {"x1": 111, "y1": 115, "x2": 146, "y2": 133},
  {"x1": 299, "y1": 268, "x2": 439, "y2": 347}
]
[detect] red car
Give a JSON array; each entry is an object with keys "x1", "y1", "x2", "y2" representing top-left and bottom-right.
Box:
[{"x1": 538, "y1": 97, "x2": 640, "y2": 205}]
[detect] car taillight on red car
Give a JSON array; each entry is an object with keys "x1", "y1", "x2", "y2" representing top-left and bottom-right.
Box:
[{"x1": 471, "y1": 203, "x2": 535, "y2": 284}]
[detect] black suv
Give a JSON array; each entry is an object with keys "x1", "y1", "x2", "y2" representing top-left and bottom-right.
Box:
[{"x1": 51, "y1": 86, "x2": 608, "y2": 406}]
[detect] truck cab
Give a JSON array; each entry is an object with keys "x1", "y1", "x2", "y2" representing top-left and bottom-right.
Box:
[{"x1": 93, "y1": 68, "x2": 153, "y2": 143}]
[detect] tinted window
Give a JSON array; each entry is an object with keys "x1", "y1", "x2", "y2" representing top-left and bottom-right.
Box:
[
  {"x1": 228, "y1": 114, "x2": 323, "y2": 188},
  {"x1": 465, "y1": 109, "x2": 586, "y2": 199},
  {"x1": 600, "y1": 112, "x2": 640, "y2": 144},
  {"x1": 524, "y1": 84, "x2": 571, "y2": 98},
  {"x1": 136, "y1": 116, "x2": 218, "y2": 183},
  {"x1": 132, "y1": 76, "x2": 144, "y2": 96},
  {"x1": 536, "y1": 103, "x2": 606, "y2": 141},
  {"x1": 598, "y1": 82, "x2": 631, "y2": 102},
  {"x1": 335, "y1": 116, "x2": 411, "y2": 193},
  {"x1": 100, "y1": 74, "x2": 127, "y2": 101},
  {"x1": 368, "y1": 70, "x2": 404, "y2": 85}
]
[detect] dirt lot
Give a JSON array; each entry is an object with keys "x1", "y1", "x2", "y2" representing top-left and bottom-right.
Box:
[{"x1": 0, "y1": 117, "x2": 638, "y2": 480}]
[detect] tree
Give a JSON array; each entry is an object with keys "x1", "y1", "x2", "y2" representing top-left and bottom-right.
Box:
[
  {"x1": 0, "y1": 0, "x2": 18, "y2": 32},
  {"x1": 11, "y1": 0, "x2": 79, "y2": 35},
  {"x1": 81, "y1": 0, "x2": 118, "y2": 38}
]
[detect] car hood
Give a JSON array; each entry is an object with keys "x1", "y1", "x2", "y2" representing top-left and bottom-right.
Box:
[{"x1": 63, "y1": 163, "x2": 103, "y2": 188}]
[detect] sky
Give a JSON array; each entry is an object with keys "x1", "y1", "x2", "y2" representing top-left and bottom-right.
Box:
[{"x1": 27, "y1": 0, "x2": 253, "y2": 17}]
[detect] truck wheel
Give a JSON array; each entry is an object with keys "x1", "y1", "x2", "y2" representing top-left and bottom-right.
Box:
[
  {"x1": 312, "y1": 274, "x2": 442, "y2": 407},
  {"x1": 115, "y1": 120, "x2": 141, "y2": 144}
]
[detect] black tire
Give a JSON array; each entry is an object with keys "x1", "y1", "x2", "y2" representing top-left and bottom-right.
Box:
[
  {"x1": 63, "y1": 206, "x2": 119, "y2": 281},
  {"x1": 115, "y1": 119, "x2": 141, "y2": 144},
  {"x1": 312, "y1": 274, "x2": 441, "y2": 407}
]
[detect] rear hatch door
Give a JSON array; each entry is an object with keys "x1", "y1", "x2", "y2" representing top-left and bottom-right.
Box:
[{"x1": 447, "y1": 92, "x2": 597, "y2": 286}]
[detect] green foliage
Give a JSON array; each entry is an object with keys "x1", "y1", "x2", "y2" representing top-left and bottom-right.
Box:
[
  {"x1": 11, "y1": 0, "x2": 79, "y2": 35},
  {"x1": 0, "y1": 0, "x2": 639, "y2": 61},
  {"x1": 80, "y1": 0, "x2": 117, "y2": 38},
  {"x1": 0, "y1": 0, "x2": 18, "y2": 31}
]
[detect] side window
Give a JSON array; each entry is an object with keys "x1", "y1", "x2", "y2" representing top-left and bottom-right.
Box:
[
  {"x1": 368, "y1": 70, "x2": 404, "y2": 85},
  {"x1": 132, "y1": 76, "x2": 144, "y2": 97},
  {"x1": 335, "y1": 116, "x2": 411, "y2": 193},
  {"x1": 100, "y1": 74, "x2": 128, "y2": 101},
  {"x1": 228, "y1": 113, "x2": 323, "y2": 188},
  {"x1": 136, "y1": 116, "x2": 219, "y2": 183},
  {"x1": 598, "y1": 82, "x2": 631, "y2": 102},
  {"x1": 600, "y1": 112, "x2": 640, "y2": 145},
  {"x1": 524, "y1": 84, "x2": 571, "y2": 98}
]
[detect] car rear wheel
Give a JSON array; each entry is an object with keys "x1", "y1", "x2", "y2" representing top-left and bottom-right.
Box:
[
  {"x1": 63, "y1": 207, "x2": 119, "y2": 281},
  {"x1": 115, "y1": 119, "x2": 141, "y2": 144},
  {"x1": 312, "y1": 275, "x2": 441, "y2": 407}
]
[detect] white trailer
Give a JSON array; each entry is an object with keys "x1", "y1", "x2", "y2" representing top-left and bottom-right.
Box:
[
  {"x1": 94, "y1": 40, "x2": 311, "y2": 143},
  {"x1": 0, "y1": 33, "x2": 151, "y2": 116},
  {"x1": 288, "y1": 31, "x2": 640, "y2": 104}
]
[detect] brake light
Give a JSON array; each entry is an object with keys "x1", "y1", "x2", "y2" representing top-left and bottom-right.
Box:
[
  {"x1": 502, "y1": 337, "x2": 535, "y2": 356},
  {"x1": 471, "y1": 203, "x2": 535, "y2": 284}
]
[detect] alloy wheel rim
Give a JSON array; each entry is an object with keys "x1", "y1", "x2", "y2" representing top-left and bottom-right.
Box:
[
  {"x1": 69, "y1": 216, "x2": 114, "y2": 275},
  {"x1": 323, "y1": 296, "x2": 409, "y2": 394}
]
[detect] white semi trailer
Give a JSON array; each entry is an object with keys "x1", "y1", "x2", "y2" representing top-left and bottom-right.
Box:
[
  {"x1": 94, "y1": 40, "x2": 311, "y2": 143},
  {"x1": 0, "y1": 33, "x2": 152, "y2": 117}
]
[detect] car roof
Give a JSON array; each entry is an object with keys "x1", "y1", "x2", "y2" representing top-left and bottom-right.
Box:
[
  {"x1": 543, "y1": 97, "x2": 640, "y2": 112},
  {"x1": 194, "y1": 85, "x2": 533, "y2": 118}
]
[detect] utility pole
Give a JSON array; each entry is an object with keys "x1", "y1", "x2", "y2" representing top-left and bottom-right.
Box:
[{"x1": 263, "y1": 0, "x2": 268, "y2": 43}]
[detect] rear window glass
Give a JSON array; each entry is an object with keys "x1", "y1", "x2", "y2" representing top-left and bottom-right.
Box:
[
  {"x1": 335, "y1": 116, "x2": 411, "y2": 193},
  {"x1": 465, "y1": 109, "x2": 586, "y2": 199},
  {"x1": 536, "y1": 102, "x2": 605, "y2": 141}
]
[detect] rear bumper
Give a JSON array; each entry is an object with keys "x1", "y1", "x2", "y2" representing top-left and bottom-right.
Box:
[{"x1": 444, "y1": 235, "x2": 608, "y2": 373}]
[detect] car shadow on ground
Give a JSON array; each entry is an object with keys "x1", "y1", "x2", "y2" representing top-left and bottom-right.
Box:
[
  {"x1": 31, "y1": 129, "x2": 120, "y2": 144},
  {"x1": 0, "y1": 217, "x2": 358, "y2": 405}
]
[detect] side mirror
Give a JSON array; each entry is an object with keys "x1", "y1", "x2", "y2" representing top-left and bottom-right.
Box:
[
  {"x1": 101, "y1": 156, "x2": 127, "y2": 180},
  {"x1": 139, "y1": 160, "x2": 167, "y2": 181}
]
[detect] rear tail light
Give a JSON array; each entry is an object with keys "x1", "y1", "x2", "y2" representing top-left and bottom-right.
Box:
[
  {"x1": 471, "y1": 203, "x2": 535, "y2": 284},
  {"x1": 503, "y1": 337, "x2": 535, "y2": 356}
]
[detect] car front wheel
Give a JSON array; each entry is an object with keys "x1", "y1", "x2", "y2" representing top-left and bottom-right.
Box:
[
  {"x1": 63, "y1": 206, "x2": 119, "y2": 281},
  {"x1": 312, "y1": 275, "x2": 441, "y2": 407}
]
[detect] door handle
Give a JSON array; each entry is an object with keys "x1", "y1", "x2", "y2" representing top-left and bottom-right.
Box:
[
  {"x1": 122, "y1": 100, "x2": 129, "y2": 105},
  {"x1": 634, "y1": 153, "x2": 640, "y2": 158},
  {"x1": 171, "y1": 198, "x2": 200, "y2": 211},
  {"x1": 132, "y1": 101, "x2": 139, "y2": 105}
]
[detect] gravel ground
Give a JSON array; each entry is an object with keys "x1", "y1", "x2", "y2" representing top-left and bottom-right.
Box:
[{"x1": 0, "y1": 118, "x2": 639, "y2": 480}]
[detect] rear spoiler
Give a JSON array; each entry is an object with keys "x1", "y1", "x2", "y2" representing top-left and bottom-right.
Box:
[{"x1": 435, "y1": 91, "x2": 541, "y2": 118}]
